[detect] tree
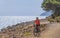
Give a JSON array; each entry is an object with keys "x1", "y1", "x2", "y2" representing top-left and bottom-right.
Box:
[{"x1": 42, "y1": 0, "x2": 60, "y2": 18}]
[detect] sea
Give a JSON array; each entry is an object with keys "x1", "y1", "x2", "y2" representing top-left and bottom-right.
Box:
[{"x1": 0, "y1": 16, "x2": 46, "y2": 29}]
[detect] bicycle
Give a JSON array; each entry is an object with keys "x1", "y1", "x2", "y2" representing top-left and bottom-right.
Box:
[{"x1": 33, "y1": 24, "x2": 40, "y2": 37}]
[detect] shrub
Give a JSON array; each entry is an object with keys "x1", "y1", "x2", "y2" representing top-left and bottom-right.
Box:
[{"x1": 55, "y1": 16, "x2": 60, "y2": 22}]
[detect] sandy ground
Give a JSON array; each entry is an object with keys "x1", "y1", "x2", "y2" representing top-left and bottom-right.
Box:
[
  {"x1": 40, "y1": 23, "x2": 60, "y2": 38},
  {"x1": 18, "y1": 22, "x2": 60, "y2": 38},
  {"x1": 26, "y1": 23, "x2": 60, "y2": 38}
]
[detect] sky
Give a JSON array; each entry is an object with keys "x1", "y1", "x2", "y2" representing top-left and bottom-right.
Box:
[
  {"x1": 0, "y1": 0, "x2": 52, "y2": 30},
  {"x1": 0, "y1": 0, "x2": 47, "y2": 16}
]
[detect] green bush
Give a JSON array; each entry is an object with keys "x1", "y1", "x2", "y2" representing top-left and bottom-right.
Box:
[
  {"x1": 47, "y1": 16, "x2": 60, "y2": 22},
  {"x1": 55, "y1": 16, "x2": 60, "y2": 22},
  {"x1": 48, "y1": 18, "x2": 55, "y2": 22}
]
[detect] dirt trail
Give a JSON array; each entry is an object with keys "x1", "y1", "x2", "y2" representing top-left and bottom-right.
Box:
[
  {"x1": 40, "y1": 23, "x2": 60, "y2": 38},
  {"x1": 26, "y1": 23, "x2": 60, "y2": 38},
  {"x1": 21, "y1": 22, "x2": 60, "y2": 38}
]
